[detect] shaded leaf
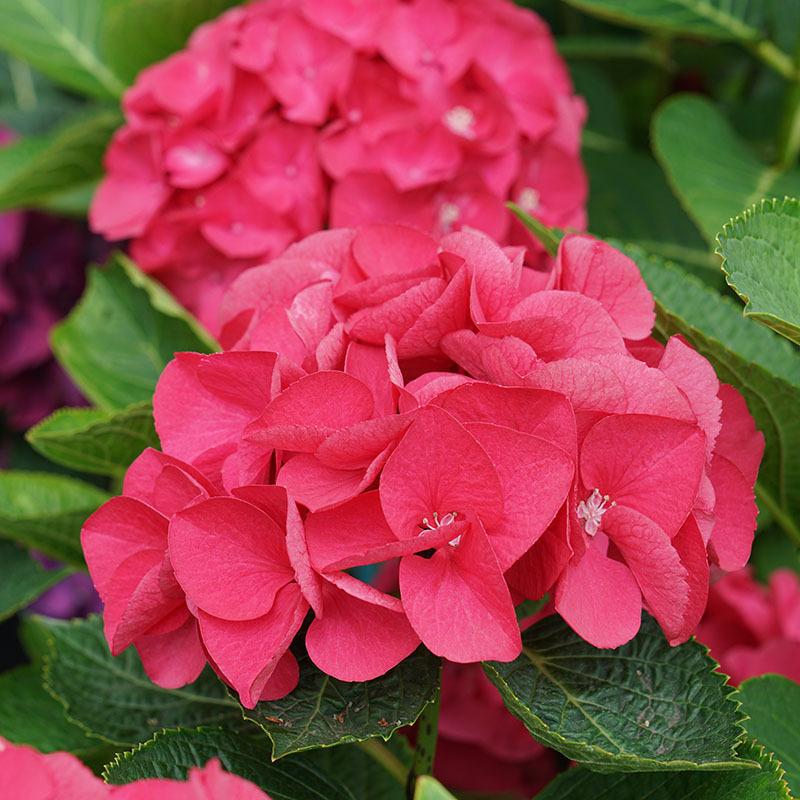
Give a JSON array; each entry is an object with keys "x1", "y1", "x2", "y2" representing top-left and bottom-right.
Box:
[
  {"x1": 103, "y1": 728, "x2": 357, "y2": 800},
  {"x1": 0, "y1": 107, "x2": 119, "y2": 212},
  {"x1": 534, "y1": 739, "x2": 791, "y2": 800},
  {"x1": 39, "y1": 615, "x2": 243, "y2": 746},
  {"x1": 483, "y1": 615, "x2": 748, "y2": 771},
  {"x1": 0, "y1": 0, "x2": 125, "y2": 98},
  {"x1": 738, "y1": 675, "x2": 800, "y2": 794},
  {"x1": 0, "y1": 540, "x2": 69, "y2": 620},
  {"x1": 52, "y1": 253, "x2": 218, "y2": 411},
  {"x1": 27, "y1": 402, "x2": 158, "y2": 478},
  {"x1": 718, "y1": 197, "x2": 800, "y2": 345},
  {"x1": 243, "y1": 646, "x2": 440, "y2": 760},
  {"x1": 0, "y1": 471, "x2": 108, "y2": 566},
  {"x1": 652, "y1": 95, "x2": 800, "y2": 244}
]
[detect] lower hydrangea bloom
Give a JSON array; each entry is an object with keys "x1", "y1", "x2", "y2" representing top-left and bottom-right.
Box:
[
  {"x1": 82, "y1": 224, "x2": 764, "y2": 694},
  {"x1": 0, "y1": 741, "x2": 273, "y2": 800},
  {"x1": 696, "y1": 567, "x2": 800, "y2": 684}
]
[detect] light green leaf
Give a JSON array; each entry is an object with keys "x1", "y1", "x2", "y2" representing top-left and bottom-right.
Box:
[
  {"x1": 39, "y1": 615, "x2": 243, "y2": 745},
  {"x1": 52, "y1": 253, "x2": 218, "y2": 411},
  {"x1": 0, "y1": 540, "x2": 69, "y2": 621},
  {"x1": 718, "y1": 197, "x2": 800, "y2": 345},
  {"x1": 27, "y1": 402, "x2": 158, "y2": 477},
  {"x1": 483, "y1": 615, "x2": 748, "y2": 772},
  {"x1": 534, "y1": 740, "x2": 791, "y2": 800},
  {"x1": 0, "y1": 665, "x2": 98, "y2": 753},
  {"x1": 243, "y1": 647, "x2": 441, "y2": 760},
  {"x1": 738, "y1": 675, "x2": 800, "y2": 794},
  {"x1": 0, "y1": 471, "x2": 109, "y2": 567},
  {"x1": 103, "y1": 728, "x2": 358, "y2": 800},
  {"x1": 0, "y1": 107, "x2": 120, "y2": 212},
  {"x1": 0, "y1": 0, "x2": 126, "y2": 98},
  {"x1": 413, "y1": 776, "x2": 457, "y2": 800},
  {"x1": 652, "y1": 95, "x2": 800, "y2": 245},
  {"x1": 562, "y1": 0, "x2": 765, "y2": 41},
  {"x1": 101, "y1": 0, "x2": 239, "y2": 84},
  {"x1": 625, "y1": 242, "x2": 800, "y2": 544}
]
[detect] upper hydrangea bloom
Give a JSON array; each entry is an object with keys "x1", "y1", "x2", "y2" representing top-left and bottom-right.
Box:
[
  {"x1": 90, "y1": 0, "x2": 586, "y2": 330},
  {"x1": 82, "y1": 223, "x2": 764, "y2": 691},
  {"x1": 696, "y1": 567, "x2": 800, "y2": 685}
]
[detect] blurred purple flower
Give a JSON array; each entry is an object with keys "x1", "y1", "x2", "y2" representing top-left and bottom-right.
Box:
[{"x1": 28, "y1": 555, "x2": 102, "y2": 619}]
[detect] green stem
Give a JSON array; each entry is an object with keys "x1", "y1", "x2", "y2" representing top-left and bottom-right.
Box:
[
  {"x1": 357, "y1": 740, "x2": 408, "y2": 785},
  {"x1": 406, "y1": 674, "x2": 442, "y2": 800},
  {"x1": 748, "y1": 39, "x2": 799, "y2": 82},
  {"x1": 755, "y1": 482, "x2": 800, "y2": 547},
  {"x1": 777, "y1": 81, "x2": 800, "y2": 169}
]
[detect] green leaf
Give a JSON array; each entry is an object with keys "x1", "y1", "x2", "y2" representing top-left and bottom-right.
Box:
[
  {"x1": 27, "y1": 402, "x2": 158, "y2": 477},
  {"x1": 562, "y1": 0, "x2": 765, "y2": 42},
  {"x1": 243, "y1": 646, "x2": 441, "y2": 760},
  {"x1": 0, "y1": 107, "x2": 120, "y2": 212},
  {"x1": 625, "y1": 242, "x2": 800, "y2": 544},
  {"x1": 482, "y1": 614, "x2": 748, "y2": 772},
  {"x1": 0, "y1": 665, "x2": 98, "y2": 753},
  {"x1": 738, "y1": 675, "x2": 800, "y2": 794},
  {"x1": 0, "y1": 0, "x2": 125, "y2": 98},
  {"x1": 0, "y1": 471, "x2": 109, "y2": 566},
  {"x1": 40, "y1": 615, "x2": 243, "y2": 745},
  {"x1": 534, "y1": 739, "x2": 791, "y2": 800},
  {"x1": 52, "y1": 253, "x2": 218, "y2": 411},
  {"x1": 103, "y1": 728, "x2": 358, "y2": 800},
  {"x1": 413, "y1": 776, "x2": 457, "y2": 800},
  {"x1": 508, "y1": 204, "x2": 560, "y2": 256},
  {"x1": 718, "y1": 197, "x2": 800, "y2": 345},
  {"x1": 0, "y1": 540, "x2": 69, "y2": 620},
  {"x1": 101, "y1": 0, "x2": 239, "y2": 84},
  {"x1": 652, "y1": 95, "x2": 800, "y2": 245}
]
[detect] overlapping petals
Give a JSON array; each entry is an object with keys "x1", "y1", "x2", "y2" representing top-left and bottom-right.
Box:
[
  {"x1": 90, "y1": 0, "x2": 586, "y2": 330},
  {"x1": 82, "y1": 223, "x2": 764, "y2": 698}
]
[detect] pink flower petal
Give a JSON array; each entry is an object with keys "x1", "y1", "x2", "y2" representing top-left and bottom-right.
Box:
[{"x1": 135, "y1": 616, "x2": 206, "y2": 689}]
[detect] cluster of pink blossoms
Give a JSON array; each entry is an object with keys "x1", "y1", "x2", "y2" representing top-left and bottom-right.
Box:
[
  {"x1": 0, "y1": 740, "x2": 272, "y2": 799},
  {"x1": 89, "y1": 0, "x2": 586, "y2": 330},
  {"x1": 82, "y1": 224, "x2": 763, "y2": 707}
]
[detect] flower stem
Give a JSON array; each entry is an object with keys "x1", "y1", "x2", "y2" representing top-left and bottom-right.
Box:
[
  {"x1": 357, "y1": 739, "x2": 408, "y2": 785},
  {"x1": 406, "y1": 672, "x2": 442, "y2": 800}
]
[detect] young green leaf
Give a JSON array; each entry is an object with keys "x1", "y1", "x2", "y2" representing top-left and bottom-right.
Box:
[
  {"x1": 242, "y1": 647, "x2": 441, "y2": 759},
  {"x1": 413, "y1": 776, "x2": 457, "y2": 800},
  {"x1": 27, "y1": 402, "x2": 158, "y2": 477},
  {"x1": 482, "y1": 615, "x2": 748, "y2": 772},
  {"x1": 0, "y1": 665, "x2": 99, "y2": 754},
  {"x1": 718, "y1": 198, "x2": 800, "y2": 346},
  {"x1": 101, "y1": 0, "x2": 239, "y2": 84},
  {"x1": 0, "y1": 108, "x2": 120, "y2": 212},
  {"x1": 653, "y1": 96, "x2": 800, "y2": 245},
  {"x1": 626, "y1": 242, "x2": 800, "y2": 544},
  {"x1": 0, "y1": 471, "x2": 108, "y2": 566},
  {"x1": 39, "y1": 615, "x2": 243, "y2": 745},
  {"x1": 0, "y1": 541, "x2": 69, "y2": 621},
  {"x1": 103, "y1": 728, "x2": 358, "y2": 800},
  {"x1": 52, "y1": 253, "x2": 218, "y2": 411},
  {"x1": 534, "y1": 740, "x2": 791, "y2": 800},
  {"x1": 0, "y1": 0, "x2": 126, "y2": 98},
  {"x1": 738, "y1": 675, "x2": 800, "y2": 794}
]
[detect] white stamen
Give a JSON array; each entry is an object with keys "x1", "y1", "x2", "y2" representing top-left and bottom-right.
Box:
[
  {"x1": 194, "y1": 194, "x2": 206, "y2": 208},
  {"x1": 443, "y1": 105, "x2": 476, "y2": 139},
  {"x1": 420, "y1": 49, "x2": 436, "y2": 65},
  {"x1": 420, "y1": 511, "x2": 460, "y2": 547},
  {"x1": 347, "y1": 108, "x2": 363, "y2": 125},
  {"x1": 438, "y1": 202, "x2": 461, "y2": 233},
  {"x1": 576, "y1": 489, "x2": 615, "y2": 536},
  {"x1": 517, "y1": 187, "x2": 540, "y2": 213}
]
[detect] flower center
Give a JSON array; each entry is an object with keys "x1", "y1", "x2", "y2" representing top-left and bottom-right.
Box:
[
  {"x1": 576, "y1": 489, "x2": 615, "y2": 536},
  {"x1": 438, "y1": 202, "x2": 461, "y2": 232},
  {"x1": 517, "y1": 186, "x2": 540, "y2": 213},
  {"x1": 443, "y1": 105, "x2": 476, "y2": 139},
  {"x1": 420, "y1": 511, "x2": 461, "y2": 547}
]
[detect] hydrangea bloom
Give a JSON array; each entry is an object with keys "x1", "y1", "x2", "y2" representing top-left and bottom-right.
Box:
[
  {"x1": 696, "y1": 568, "x2": 800, "y2": 684},
  {"x1": 82, "y1": 223, "x2": 763, "y2": 703},
  {"x1": 89, "y1": 0, "x2": 586, "y2": 329},
  {"x1": 0, "y1": 741, "x2": 273, "y2": 800}
]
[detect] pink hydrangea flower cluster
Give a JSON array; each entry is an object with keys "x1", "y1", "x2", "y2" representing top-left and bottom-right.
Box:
[
  {"x1": 89, "y1": 0, "x2": 586, "y2": 330},
  {"x1": 0, "y1": 740, "x2": 272, "y2": 799},
  {"x1": 82, "y1": 224, "x2": 763, "y2": 708},
  {"x1": 697, "y1": 567, "x2": 800, "y2": 685}
]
